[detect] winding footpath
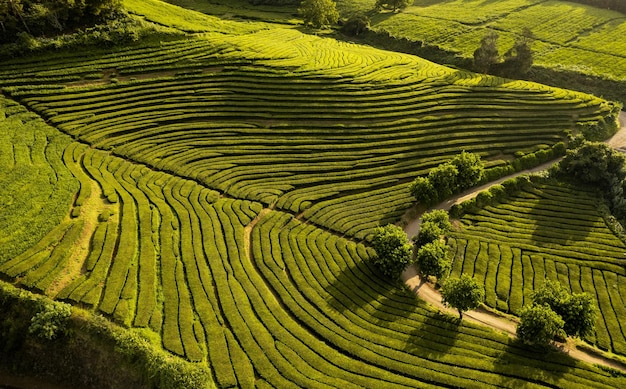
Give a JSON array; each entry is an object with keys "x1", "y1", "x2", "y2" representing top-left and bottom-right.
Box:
[{"x1": 401, "y1": 111, "x2": 626, "y2": 371}]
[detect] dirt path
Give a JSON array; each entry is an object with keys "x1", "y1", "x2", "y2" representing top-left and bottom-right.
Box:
[{"x1": 402, "y1": 111, "x2": 626, "y2": 371}]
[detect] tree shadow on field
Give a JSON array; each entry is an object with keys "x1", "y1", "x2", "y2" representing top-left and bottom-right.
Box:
[
  {"x1": 493, "y1": 338, "x2": 572, "y2": 387},
  {"x1": 529, "y1": 190, "x2": 593, "y2": 250},
  {"x1": 403, "y1": 310, "x2": 461, "y2": 359},
  {"x1": 324, "y1": 259, "x2": 417, "y2": 323}
]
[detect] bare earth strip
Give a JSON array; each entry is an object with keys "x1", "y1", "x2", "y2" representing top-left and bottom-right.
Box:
[
  {"x1": 47, "y1": 180, "x2": 113, "y2": 297},
  {"x1": 402, "y1": 112, "x2": 626, "y2": 372}
]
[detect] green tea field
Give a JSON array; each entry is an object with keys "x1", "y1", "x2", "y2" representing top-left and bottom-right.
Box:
[
  {"x1": 345, "y1": 0, "x2": 626, "y2": 82},
  {"x1": 1, "y1": 0, "x2": 625, "y2": 388}
]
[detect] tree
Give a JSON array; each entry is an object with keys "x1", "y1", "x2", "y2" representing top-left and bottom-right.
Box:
[
  {"x1": 450, "y1": 151, "x2": 484, "y2": 190},
  {"x1": 558, "y1": 142, "x2": 626, "y2": 188},
  {"x1": 375, "y1": 0, "x2": 411, "y2": 12},
  {"x1": 409, "y1": 176, "x2": 437, "y2": 205},
  {"x1": 341, "y1": 13, "x2": 370, "y2": 36},
  {"x1": 415, "y1": 240, "x2": 450, "y2": 280},
  {"x1": 299, "y1": 0, "x2": 339, "y2": 28},
  {"x1": 517, "y1": 304, "x2": 565, "y2": 347},
  {"x1": 501, "y1": 27, "x2": 534, "y2": 78},
  {"x1": 414, "y1": 221, "x2": 444, "y2": 248},
  {"x1": 415, "y1": 210, "x2": 451, "y2": 247},
  {"x1": 473, "y1": 31, "x2": 499, "y2": 73},
  {"x1": 421, "y1": 209, "x2": 452, "y2": 230},
  {"x1": 428, "y1": 162, "x2": 458, "y2": 199},
  {"x1": 371, "y1": 224, "x2": 413, "y2": 279},
  {"x1": 441, "y1": 274, "x2": 484, "y2": 319},
  {"x1": 531, "y1": 280, "x2": 596, "y2": 338}
]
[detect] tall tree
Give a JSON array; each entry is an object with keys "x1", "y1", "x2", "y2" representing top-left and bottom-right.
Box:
[
  {"x1": 501, "y1": 27, "x2": 534, "y2": 78},
  {"x1": 473, "y1": 31, "x2": 499, "y2": 73},
  {"x1": 298, "y1": 0, "x2": 339, "y2": 28},
  {"x1": 441, "y1": 274, "x2": 484, "y2": 319}
]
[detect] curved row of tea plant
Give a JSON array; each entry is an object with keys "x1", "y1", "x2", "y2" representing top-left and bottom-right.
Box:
[
  {"x1": 1, "y1": 28, "x2": 617, "y2": 240},
  {"x1": 448, "y1": 178, "x2": 626, "y2": 355}
]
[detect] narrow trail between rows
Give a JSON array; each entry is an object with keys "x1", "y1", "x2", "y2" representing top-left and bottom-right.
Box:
[{"x1": 401, "y1": 112, "x2": 626, "y2": 372}]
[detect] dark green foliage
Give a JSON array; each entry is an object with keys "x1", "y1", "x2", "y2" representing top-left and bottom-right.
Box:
[
  {"x1": 532, "y1": 280, "x2": 597, "y2": 338},
  {"x1": 28, "y1": 301, "x2": 71, "y2": 340},
  {"x1": 441, "y1": 274, "x2": 484, "y2": 319},
  {"x1": 341, "y1": 13, "x2": 370, "y2": 36},
  {"x1": 517, "y1": 303, "x2": 565, "y2": 347},
  {"x1": 428, "y1": 163, "x2": 458, "y2": 199},
  {"x1": 410, "y1": 151, "x2": 484, "y2": 205},
  {"x1": 371, "y1": 224, "x2": 413, "y2": 279},
  {"x1": 450, "y1": 151, "x2": 484, "y2": 189},
  {"x1": 416, "y1": 240, "x2": 450, "y2": 280},
  {"x1": 375, "y1": 0, "x2": 411, "y2": 12},
  {"x1": 408, "y1": 176, "x2": 437, "y2": 205},
  {"x1": 473, "y1": 31, "x2": 499, "y2": 74},
  {"x1": 498, "y1": 28, "x2": 534, "y2": 78},
  {"x1": 298, "y1": 0, "x2": 339, "y2": 28},
  {"x1": 0, "y1": 0, "x2": 122, "y2": 44},
  {"x1": 558, "y1": 141, "x2": 626, "y2": 188},
  {"x1": 415, "y1": 210, "x2": 451, "y2": 247},
  {"x1": 249, "y1": 0, "x2": 299, "y2": 4},
  {"x1": 414, "y1": 222, "x2": 444, "y2": 247}
]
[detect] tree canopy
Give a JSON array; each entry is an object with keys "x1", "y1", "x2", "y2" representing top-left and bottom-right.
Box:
[
  {"x1": 414, "y1": 210, "x2": 451, "y2": 247},
  {"x1": 298, "y1": 0, "x2": 339, "y2": 28},
  {"x1": 517, "y1": 304, "x2": 565, "y2": 347},
  {"x1": 415, "y1": 240, "x2": 450, "y2": 280},
  {"x1": 0, "y1": 0, "x2": 121, "y2": 43},
  {"x1": 531, "y1": 281, "x2": 597, "y2": 338},
  {"x1": 441, "y1": 274, "x2": 484, "y2": 319},
  {"x1": 473, "y1": 31, "x2": 499, "y2": 74},
  {"x1": 370, "y1": 224, "x2": 413, "y2": 279}
]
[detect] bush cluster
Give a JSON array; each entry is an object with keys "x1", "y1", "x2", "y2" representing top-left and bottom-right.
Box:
[
  {"x1": 409, "y1": 151, "x2": 484, "y2": 206},
  {"x1": 0, "y1": 0, "x2": 122, "y2": 44},
  {"x1": 517, "y1": 281, "x2": 597, "y2": 347}
]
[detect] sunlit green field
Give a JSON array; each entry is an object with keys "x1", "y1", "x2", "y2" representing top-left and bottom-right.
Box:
[
  {"x1": 1, "y1": 0, "x2": 625, "y2": 387},
  {"x1": 337, "y1": 0, "x2": 626, "y2": 81}
]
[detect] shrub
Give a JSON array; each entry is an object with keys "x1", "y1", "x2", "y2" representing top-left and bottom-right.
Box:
[
  {"x1": 341, "y1": 14, "x2": 370, "y2": 36},
  {"x1": 29, "y1": 301, "x2": 72, "y2": 340}
]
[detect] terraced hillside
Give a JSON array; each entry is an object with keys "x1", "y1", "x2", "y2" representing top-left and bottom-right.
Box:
[
  {"x1": 338, "y1": 0, "x2": 626, "y2": 82},
  {"x1": 1, "y1": 2, "x2": 625, "y2": 387},
  {"x1": 448, "y1": 177, "x2": 626, "y2": 355}
]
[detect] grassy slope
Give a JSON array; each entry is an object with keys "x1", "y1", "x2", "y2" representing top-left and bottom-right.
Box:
[{"x1": 0, "y1": 0, "x2": 625, "y2": 387}]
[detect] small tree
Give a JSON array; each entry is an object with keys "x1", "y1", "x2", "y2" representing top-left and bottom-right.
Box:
[
  {"x1": 299, "y1": 0, "x2": 339, "y2": 28},
  {"x1": 409, "y1": 176, "x2": 437, "y2": 205},
  {"x1": 421, "y1": 209, "x2": 452, "y2": 230},
  {"x1": 375, "y1": 0, "x2": 411, "y2": 12},
  {"x1": 473, "y1": 31, "x2": 499, "y2": 73},
  {"x1": 441, "y1": 274, "x2": 484, "y2": 319},
  {"x1": 450, "y1": 151, "x2": 484, "y2": 190},
  {"x1": 371, "y1": 224, "x2": 413, "y2": 279},
  {"x1": 415, "y1": 210, "x2": 451, "y2": 247},
  {"x1": 428, "y1": 163, "x2": 458, "y2": 199},
  {"x1": 517, "y1": 304, "x2": 565, "y2": 347},
  {"x1": 341, "y1": 13, "x2": 370, "y2": 36},
  {"x1": 415, "y1": 240, "x2": 450, "y2": 280}
]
